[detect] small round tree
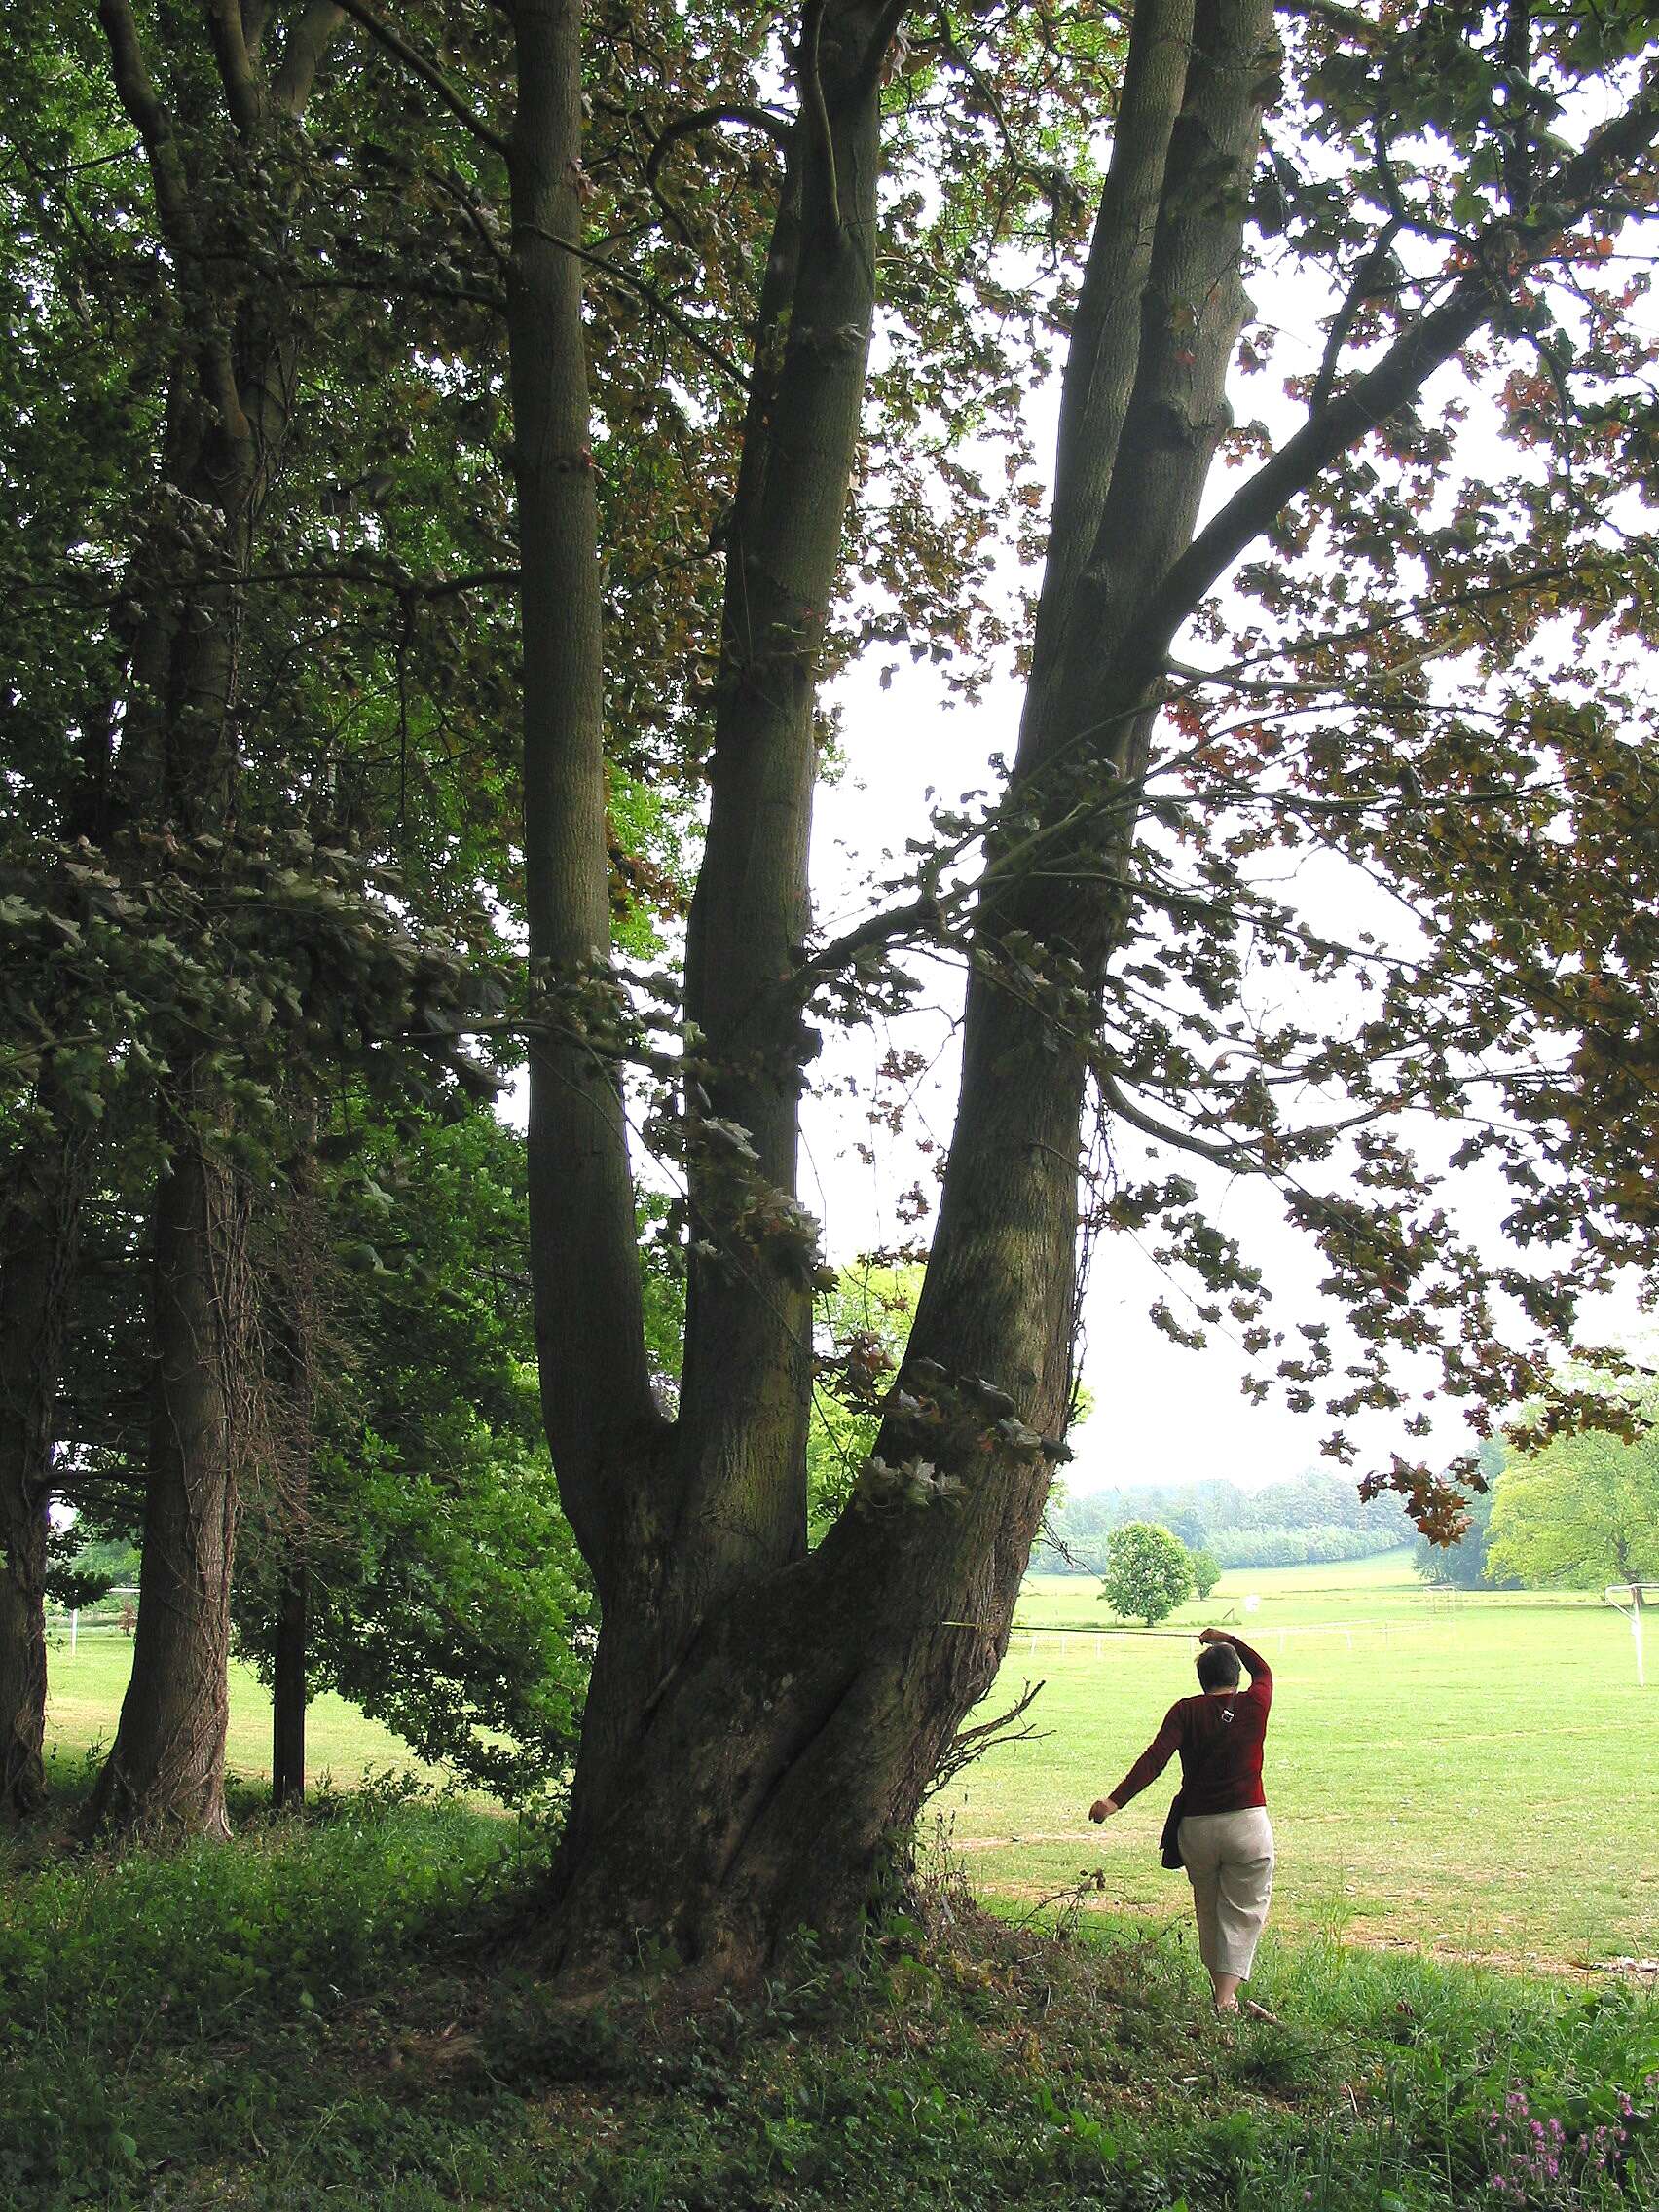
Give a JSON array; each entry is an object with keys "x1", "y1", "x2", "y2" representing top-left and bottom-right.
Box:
[
  {"x1": 1100, "y1": 1523, "x2": 1194, "y2": 1627},
  {"x1": 1189, "y1": 1546, "x2": 1223, "y2": 1603}
]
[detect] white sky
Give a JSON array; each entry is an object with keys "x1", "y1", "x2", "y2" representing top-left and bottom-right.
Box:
[
  {"x1": 800, "y1": 256, "x2": 1359, "y2": 1495},
  {"x1": 808, "y1": 648, "x2": 1358, "y2": 1496}
]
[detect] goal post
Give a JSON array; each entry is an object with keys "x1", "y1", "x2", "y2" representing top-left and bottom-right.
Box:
[{"x1": 1604, "y1": 1584, "x2": 1659, "y2": 1687}]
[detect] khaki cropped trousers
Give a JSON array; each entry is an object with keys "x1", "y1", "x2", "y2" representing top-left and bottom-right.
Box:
[{"x1": 1178, "y1": 1807, "x2": 1274, "y2": 1980}]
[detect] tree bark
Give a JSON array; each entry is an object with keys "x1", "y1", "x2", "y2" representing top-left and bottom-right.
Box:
[
  {"x1": 0, "y1": 1111, "x2": 86, "y2": 1821},
  {"x1": 533, "y1": 0, "x2": 1278, "y2": 1980},
  {"x1": 675, "y1": 1, "x2": 889, "y2": 1606},
  {"x1": 514, "y1": 2, "x2": 908, "y2": 1921},
  {"x1": 83, "y1": 0, "x2": 345, "y2": 1838},
  {"x1": 86, "y1": 1124, "x2": 247, "y2": 1839},
  {"x1": 268, "y1": 1107, "x2": 318, "y2": 1814},
  {"x1": 508, "y1": 0, "x2": 673, "y2": 1883}
]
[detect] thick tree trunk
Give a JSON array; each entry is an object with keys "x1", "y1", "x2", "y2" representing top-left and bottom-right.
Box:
[
  {"x1": 82, "y1": 1, "x2": 342, "y2": 1839},
  {"x1": 533, "y1": 0, "x2": 1278, "y2": 1982},
  {"x1": 508, "y1": 0, "x2": 674, "y2": 1883},
  {"x1": 516, "y1": 3, "x2": 907, "y2": 1921},
  {"x1": 517, "y1": 0, "x2": 1659, "y2": 1984},
  {"x1": 85, "y1": 1131, "x2": 246, "y2": 1840},
  {"x1": 0, "y1": 1502, "x2": 50, "y2": 1825},
  {"x1": 0, "y1": 1117, "x2": 86, "y2": 1821}
]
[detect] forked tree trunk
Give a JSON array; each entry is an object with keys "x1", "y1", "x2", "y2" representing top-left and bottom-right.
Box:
[
  {"x1": 86, "y1": 1130, "x2": 247, "y2": 1839},
  {"x1": 0, "y1": 1110, "x2": 86, "y2": 1821},
  {"x1": 525, "y1": 0, "x2": 1274, "y2": 1981}
]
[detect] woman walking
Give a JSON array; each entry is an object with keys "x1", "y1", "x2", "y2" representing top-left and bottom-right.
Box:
[{"x1": 1088, "y1": 1626, "x2": 1275, "y2": 2014}]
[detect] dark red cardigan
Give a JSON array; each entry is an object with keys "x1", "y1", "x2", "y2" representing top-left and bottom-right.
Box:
[{"x1": 1110, "y1": 1635, "x2": 1272, "y2": 1817}]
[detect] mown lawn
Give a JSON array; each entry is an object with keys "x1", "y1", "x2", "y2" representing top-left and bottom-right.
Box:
[
  {"x1": 935, "y1": 1557, "x2": 1658, "y2": 1972},
  {"x1": 42, "y1": 1630, "x2": 461, "y2": 1799},
  {"x1": 45, "y1": 1552, "x2": 1657, "y2": 1972}
]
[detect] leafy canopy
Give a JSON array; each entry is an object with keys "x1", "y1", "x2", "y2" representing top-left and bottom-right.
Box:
[{"x1": 1486, "y1": 1382, "x2": 1659, "y2": 1590}]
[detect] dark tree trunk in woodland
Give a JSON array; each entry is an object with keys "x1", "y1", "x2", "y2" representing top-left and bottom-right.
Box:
[
  {"x1": 507, "y1": 0, "x2": 1659, "y2": 1981},
  {"x1": 271, "y1": 1560, "x2": 308, "y2": 1811},
  {"x1": 86, "y1": 1125, "x2": 248, "y2": 1840},
  {"x1": 269, "y1": 1111, "x2": 319, "y2": 1814},
  {"x1": 82, "y1": 0, "x2": 343, "y2": 1837},
  {"x1": 0, "y1": 1115, "x2": 86, "y2": 1821}
]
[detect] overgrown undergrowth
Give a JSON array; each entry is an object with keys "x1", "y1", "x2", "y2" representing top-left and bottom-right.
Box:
[{"x1": 1, "y1": 1789, "x2": 1653, "y2": 2211}]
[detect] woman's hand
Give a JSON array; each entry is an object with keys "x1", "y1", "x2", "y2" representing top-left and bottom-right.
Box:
[{"x1": 1088, "y1": 1797, "x2": 1119, "y2": 1823}]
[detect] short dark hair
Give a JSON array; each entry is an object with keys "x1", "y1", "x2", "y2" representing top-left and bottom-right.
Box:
[{"x1": 1196, "y1": 1643, "x2": 1241, "y2": 1691}]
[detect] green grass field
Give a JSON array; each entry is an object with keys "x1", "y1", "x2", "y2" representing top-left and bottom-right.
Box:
[
  {"x1": 41, "y1": 1628, "x2": 459, "y2": 1798},
  {"x1": 47, "y1": 1550, "x2": 1658, "y2": 1974},
  {"x1": 933, "y1": 1550, "x2": 1658, "y2": 1972}
]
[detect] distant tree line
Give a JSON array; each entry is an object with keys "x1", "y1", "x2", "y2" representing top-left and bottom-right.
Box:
[{"x1": 1034, "y1": 1471, "x2": 1414, "y2": 1576}]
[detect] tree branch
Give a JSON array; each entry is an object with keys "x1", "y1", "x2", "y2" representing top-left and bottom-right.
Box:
[
  {"x1": 1019, "y1": 0, "x2": 1196, "y2": 727},
  {"x1": 516, "y1": 222, "x2": 750, "y2": 393},
  {"x1": 245, "y1": 560, "x2": 520, "y2": 599},
  {"x1": 333, "y1": 0, "x2": 511, "y2": 161},
  {"x1": 793, "y1": 893, "x2": 947, "y2": 992},
  {"x1": 95, "y1": 0, "x2": 245, "y2": 434},
  {"x1": 204, "y1": 0, "x2": 263, "y2": 136},
  {"x1": 273, "y1": 0, "x2": 347, "y2": 117},
  {"x1": 799, "y1": 0, "x2": 841, "y2": 230},
  {"x1": 510, "y1": 0, "x2": 663, "y2": 1563},
  {"x1": 925, "y1": 1679, "x2": 1049, "y2": 1799},
  {"x1": 94, "y1": 0, "x2": 192, "y2": 242},
  {"x1": 1309, "y1": 216, "x2": 1400, "y2": 414},
  {"x1": 867, "y1": 0, "x2": 915, "y2": 75},
  {"x1": 645, "y1": 102, "x2": 792, "y2": 186},
  {"x1": 1274, "y1": 0, "x2": 1390, "y2": 51},
  {"x1": 1134, "y1": 72, "x2": 1659, "y2": 669}
]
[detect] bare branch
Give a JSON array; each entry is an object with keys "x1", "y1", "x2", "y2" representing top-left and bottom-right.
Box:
[
  {"x1": 1309, "y1": 216, "x2": 1400, "y2": 413},
  {"x1": 926, "y1": 1679, "x2": 1049, "y2": 1799}
]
